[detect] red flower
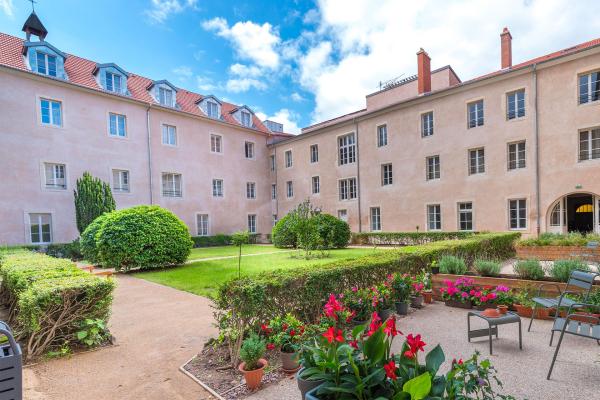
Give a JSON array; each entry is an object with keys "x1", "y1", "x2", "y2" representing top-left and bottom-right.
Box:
[
  {"x1": 404, "y1": 350, "x2": 415, "y2": 359},
  {"x1": 289, "y1": 329, "x2": 296, "y2": 337},
  {"x1": 383, "y1": 360, "x2": 397, "y2": 380},
  {"x1": 261, "y1": 324, "x2": 272, "y2": 335},
  {"x1": 322, "y1": 327, "x2": 344, "y2": 343},
  {"x1": 406, "y1": 333, "x2": 426, "y2": 356},
  {"x1": 383, "y1": 316, "x2": 401, "y2": 337},
  {"x1": 349, "y1": 340, "x2": 358, "y2": 349},
  {"x1": 267, "y1": 343, "x2": 275, "y2": 351},
  {"x1": 324, "y1": 294, "x2": 343, "y2": 319},
  {"x1": 346, "y1": 310, "x2": 356, "y2": 323},
  {"x1": 282, "y1": 323, "x2": 288, "y2": 331}
]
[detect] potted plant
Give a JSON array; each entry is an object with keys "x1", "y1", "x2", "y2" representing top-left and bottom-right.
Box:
[
  {"x1": 420, "y1": 271, "x2": 433, "y2": 304},
  {"x1": 238, "y1": 333, "x2": 268, "y2": 390},
  {"x1": 440, "y1": 277, "x2": 475, "y2": 309},
  {"x1": 513, "y1": 290, "x2": 551, "y2": 320},
  {"x1": 472, "y1": 286, "x2": 498, "y2": 311},
  {"x1": 343, "y1": 287, "x2": 373, "y2": 325},
  {"x1": 430, "y1": 260, "x2": 440, "y2": 275},
  {"x1": 296, "y1": 342, "x2": 327, "y2": 399},
  {"x1": 372, "y1": 284, "x2": 394, "y2": 320},
  {"x1": 391, "y1": 274, "x2": 410, "y2": 315},
  {"x1": 265, "y1": 314, "x2": 305, "y2": 372}
]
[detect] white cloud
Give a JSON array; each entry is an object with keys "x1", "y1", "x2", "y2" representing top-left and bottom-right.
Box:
[
  {"x1": 196, "y1": 76, "x2": 219, "y2": 92},
  {"x1": 202, "y1": 17, "x2": 281, "y2": 69},
  {"x1": 145, "y1": 0, "x2": 197, "y2": 24},
  {"x1": 290, "y1": 92, "x2": 304, "y2": 102},
  {"x1": 256, "y1": 109, "x2": 301, "y2": 134},
  {"x1": 226, "y1": 78, "x2": 267, "y2": 93},
  {"x1": 229, "y1": 63, "x2": 262, "y2": 78},
  {"x1": 172, "y1": 65, "x2": 193, "y2": 78},
  {"x1": 298, "y1": 0, "x2": 600, "y2": 123},
  {"x1": 0, "y1": 0, "x2": 14, "y2": 17}
]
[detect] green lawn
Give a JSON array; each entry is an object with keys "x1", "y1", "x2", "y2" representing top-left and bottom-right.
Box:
[
  {"x1": 136, "y1": 247, "x2": 386, "y2": 298},
  {"x1": 188, "y1": 244, "x2": 286, "y2": 260}
]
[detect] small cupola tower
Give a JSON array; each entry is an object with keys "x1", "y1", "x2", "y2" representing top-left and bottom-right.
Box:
[{"x1": 22, "y1": 11, "x2": 48, "y2": 41}]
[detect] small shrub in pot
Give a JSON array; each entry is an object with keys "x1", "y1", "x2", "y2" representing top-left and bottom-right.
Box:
[
  {"x1": 474, "y1": 260, "x2": 501, "y2": 277},
  {"x1": 238, "y1": 333, "x2": 267, "y2": 390},
  {"x1": 513, "y1": 259, "x2": 545, "y2": 280},
  {"x1": 439, "y1": 255, "x2": 467, "y2": 275},
  {"x1": 549, "y1": 259, "x2": 590, "y2": 282}
]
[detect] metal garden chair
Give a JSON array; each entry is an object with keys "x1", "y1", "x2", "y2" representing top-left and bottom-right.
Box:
[
  {"x1": 527, "y1": 270, "x2": 599, "y2": 335},
  {"x1": 547, "y1": 303, "x2": 600, "y2": 379}
]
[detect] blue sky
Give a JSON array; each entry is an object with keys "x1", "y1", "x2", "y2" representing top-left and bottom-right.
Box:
[{"x1": 2, "y1": 0, "x2": 600, "y2": 133}]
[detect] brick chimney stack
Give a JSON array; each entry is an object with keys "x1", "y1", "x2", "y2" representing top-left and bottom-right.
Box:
[
  {"x1": 501, "y1": 27, "x2": 512, "y2": 69},
  {"x1": 417, "y1": 48, "x2": 431, "y2": 95}
]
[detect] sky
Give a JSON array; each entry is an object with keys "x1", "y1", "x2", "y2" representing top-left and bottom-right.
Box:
[{"x1": 1, "y1": 0, "x2": 600, "y2": 134}]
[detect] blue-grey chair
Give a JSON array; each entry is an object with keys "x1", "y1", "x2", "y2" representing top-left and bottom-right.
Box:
[
  {"x1": 527, "y1": 270, "x2": 599, "y2": 335},
  {"x1": 547, "y1": 303, "x2": 600, "y2": 379}
]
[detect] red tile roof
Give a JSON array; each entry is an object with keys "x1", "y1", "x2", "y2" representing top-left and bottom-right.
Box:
[{"x1": 0, "y1": 32, "x2": 270, "y2": 135}]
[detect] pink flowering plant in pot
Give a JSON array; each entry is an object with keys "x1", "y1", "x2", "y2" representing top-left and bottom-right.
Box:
[{"x1": 440, "y1": 277, "x2": 477, "y2": 308}]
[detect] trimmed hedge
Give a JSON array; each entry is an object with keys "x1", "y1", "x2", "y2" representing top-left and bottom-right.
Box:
[
  {"x1": 216, "y1": 232, "x2": 519, "y2": 324},
  {"x1": 191, "y1": 233, "x2": 261, "y2": 248},
  {"x1": 80, "y1": 212, "x2": 111, "y2": 264},
  {"x1": 351, "y1": 231, "x2": 475, "y2": 246},
  {"x1": 518, "y1": 232, "x2": 600, "y2": 247},
  {"x1": 0, "y1": 251, "x2": 114, "y2": 359}
]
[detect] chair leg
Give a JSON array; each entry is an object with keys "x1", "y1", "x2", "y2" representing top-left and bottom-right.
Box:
[
  {"x1": 549, "y1": 330, "x2": 555, "y2": 347},
  {"x1": 528, "y1": 304, "x2": 538, "y2": 332},
  {"x1": 547, "y1": 329, "x2": 566, "y2": 380}
]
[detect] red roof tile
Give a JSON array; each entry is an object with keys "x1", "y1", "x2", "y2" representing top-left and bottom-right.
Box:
[{"x1": 0, "y1": 32, "x2": 270, "y2": 135}]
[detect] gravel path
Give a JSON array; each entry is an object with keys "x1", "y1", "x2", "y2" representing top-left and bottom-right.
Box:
[{"x1": 24, "y1": 275, "x2": 217, "y2": 400}]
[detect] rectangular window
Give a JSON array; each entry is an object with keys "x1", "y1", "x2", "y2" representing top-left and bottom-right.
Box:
[
  {"x1": 339, "y1": 178, "x2": 357, "y2": 200},
  {"x1": 312, "y1": 176, "x2": 320, "y2": 194},
  {"x1": 159, "y1": 87, "x2": 173, "y2": 106},
  {"x1": 458, "y1": 202, "x2": 473, "y2": 231},
  {"x1": 381, "y1": 163, "x2": 393, "y2": 186},
  {"x1": 247, "y1": 214, "x2": 257, "y2": 233},
  {"x1": 338, "y1": 133, "x2": 356, "y2": 165},
  {"x1": 270, "y1": 155, "x2": 276, "y2": 171},
  {"x1": 44, "y1": 163, "x2": 66, "y2": 189},
  {"x1": 212, "y1": 179, "x2": 223, "y2": 197},
  {"x1": 507, "y1": 89, "x2": 525, "y2": 119},
  {"x1": 377, "y1": 125, "x2": 388, "y2": 147},
  {"x1": 508, "y1": 141, "x2": 526, "y2": 170},
  {"x1": 40, "y1": 98, "x2": 62, "y2": 126},
  {"x1": 246, "y1": 182, "x2": 256, "y2": 199},
  {"x1": 105, "y1": 71, "x2": 122, "y2": 93},
  {"x1": 310, "y1": 144, "x2": 319, "y2": 163},
  {"x1": 241, "y1": 111, "x2": 252, "y2": 127},
  {"x1": 161, "y1": 173, "x2": 182, "y2": 197},
  {"x1": 338, "y1": 209, "x2": 348, "y2": 222},
  {"x1": 579, "y1": 128, "x2": 600, "y2": 161},
  {"x1": 271, "y1": 184, "x2": 277, "y2": 200},
  {"x1": 421, "y1": 112, "x2": 434, "y2": 137},
  {"x1": 109, "y1": 113, "x2": 126, "y2": 137},
  {"x1": 579, "y1": 71, "x2": 600, "y2": 104},
  {"x1": 469, "y1": 148, "x2": 485, "y2": 175},
  {"x1": 210, "y1": 134, "x2": 222, "y2": 153},
  {"x1": 370, "y1": 207, "x2": 381, "y2": 231},
  {"x1": 285, "y1": 150, "x2": 293, "y2": 168},
  {"x1": 286, "y1": 181, "x2": 293, "y2": 198},
  {"x1": 509, "y1": 199, "x2": 527, "y2": 230},
  {"x1": 196, "y1": 214, "x2": 209, "y2": 236},
  {"x1": 162, "y1": 124, "x2": 177, "y2": 146},
  {"x1": 468, "y1": 100, "x2": 484, "y2": 128},
  {"x1": 36, "y1": 52, "x2": 57, "y2": 77},
  {"x1": 427, "y1": 204, "x2": 441, "y2": 231},
  {"x1": 272, "y1": 214, "x2": 278, "y2": 227},
  {"x1": 29, "y1": 213, "x2": 52, "y2": 244},
  {"x1": 426, "y1": 156, "x2": 440, "y2": 180},
  {"x1": 245, "y1": 141, "x2": 255, "y2": 159},
  {"x1": 112, "y1": 169, "x2": 130, "y2": 192},
  {"x1": 207, "y1": 101, "x2": 219, "y2": 118}
]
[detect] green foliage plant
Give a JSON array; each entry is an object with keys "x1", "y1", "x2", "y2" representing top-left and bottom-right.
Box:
[
  {"x1": 549, "y1": 259, "x2": 591, "y2": 282},
  {"x1": 439, "y1": 255, "x2": 467, "y2": 275},
  {"x1": 73, "y1": 172, "x2": 115, "y2": 234},
  {"x1": 76, "y1": 318, "x2": 109, "y2": 347},
  {"x1": 513, "y1": 259, "x2": 545, "y2": 280},
  {"x1": 239, "y1": 333, "x2": 266, "y2": 370},
  {"x1": 474, "y1": 259, "x2": 502, "y2": 277}
]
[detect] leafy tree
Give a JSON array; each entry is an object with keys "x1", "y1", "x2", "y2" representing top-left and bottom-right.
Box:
[
  {"x1": 231, "y1": 231, "x2": 250, "y2": 278},
  {"x1": 74, "y1": 172, "x2": 116, "y2": 234}
]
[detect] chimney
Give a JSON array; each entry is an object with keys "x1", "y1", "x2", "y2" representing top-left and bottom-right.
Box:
[
  {"x1": 417, "y1": 48, "x2": 431, "y2": 95},
  {"x1": 500, "y1": 27, "x2": 512, "y2": 69}
]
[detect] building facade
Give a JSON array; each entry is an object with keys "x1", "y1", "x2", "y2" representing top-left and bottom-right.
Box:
[{"x1": 1, "y1": 14, "x2": 599, "y2": 245}]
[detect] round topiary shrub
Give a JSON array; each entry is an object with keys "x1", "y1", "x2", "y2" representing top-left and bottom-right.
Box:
[
  {"x1": 95, "y1": 205, "x2": 193, "y2": 271},
  {"x1": 314, "y1": 213, "x2": 351, "y2": 249},
  {"x1": 272, "y1": 213, "x2": 297, "y2": 248},
  {"x1": 80, "y1": 212, "x2": 112, "y2": 264}
]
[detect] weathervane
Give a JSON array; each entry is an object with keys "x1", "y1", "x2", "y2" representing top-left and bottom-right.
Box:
[{"x1": 28, "y1": 0, "x2": 37, "y2": 12}]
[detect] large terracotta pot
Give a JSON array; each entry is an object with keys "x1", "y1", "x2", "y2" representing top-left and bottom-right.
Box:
[
  {"x1": 423, "y1": 291, "x2": 433, "y2": 304},
  {"x1": 513, "y1": 304, "x2": 552, "y2": 320},
  {"x1": 238, "y1": 358, "x2": 268, "y2": 390},
  {"x1": 280, "y1": 350, "x2": 300, "y2": 372}
]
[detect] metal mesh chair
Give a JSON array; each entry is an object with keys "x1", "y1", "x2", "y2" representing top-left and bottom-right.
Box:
[
  {"x1": 0, "y1": 321, "x2": 22, "y2": 400},
  {"x1": 547, "y1": 303, "x2": 600, "y2": 379}
]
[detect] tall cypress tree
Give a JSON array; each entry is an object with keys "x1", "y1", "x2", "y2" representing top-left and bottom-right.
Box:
[{"x1": 74, "y1": 172, "x2": 116, "y2": 234}]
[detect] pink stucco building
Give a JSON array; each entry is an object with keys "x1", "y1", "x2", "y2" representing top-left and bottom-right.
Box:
[{"x1": 0, "y1": 13, "x2": 599, "y2": 245}]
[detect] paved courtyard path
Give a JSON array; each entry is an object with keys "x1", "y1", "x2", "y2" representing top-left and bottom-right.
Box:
[{"x1": 24, "y1": 275, "x2": 216, "y2": 400}]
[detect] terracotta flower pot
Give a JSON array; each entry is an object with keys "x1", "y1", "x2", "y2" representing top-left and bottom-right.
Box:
[
  {"x1": 569, "y1": 312, "x2": 600, "y2": 323},
  {"x1": 280, "y1": 350, "x2": 300, "y2": 372},
  {"x1": 498, "y1": 305, "x2": 508, "y2": 315},
  {"x1": 238, "y1": 359, "x2": 268, "y2": 390},
  {"x1": 423, "y1": 291, "x2": 433, "y2": 304},
  {"x1": 513, "y1": 304, "x2": 552, "y2": 320}
]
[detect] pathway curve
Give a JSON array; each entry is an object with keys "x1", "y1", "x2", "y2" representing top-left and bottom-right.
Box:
[{"x1": 24, "y1": 275, "x2": 217, "y2": 400}]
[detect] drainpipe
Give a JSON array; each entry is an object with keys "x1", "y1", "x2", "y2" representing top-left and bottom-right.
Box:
[
  {"x1": 533, "y1": 64, "x2": 541, "y2": 236},
  {"x1": 146, "y1": 105, "x2": 154, "y2": 204},
  {"x1": 354, "y1": 118, "x2": 362, "y2": 232},
  {"x1": 274, "y1": 145, "x2": 278, "y2": 220}
]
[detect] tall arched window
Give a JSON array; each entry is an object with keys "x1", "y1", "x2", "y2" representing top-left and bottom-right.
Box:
[{"x1": 550, "y1": 202, "x2": 561, "y2": 226}]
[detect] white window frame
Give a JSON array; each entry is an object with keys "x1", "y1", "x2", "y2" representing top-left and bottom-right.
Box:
[
  {"x1": 377, "y1": 124, "x2": 388, "y2": 147},
  {"x1": 161, "y1": 172, "x2": 182, "y2": 197},
  {"x1": 457, "y1": 202, "x2": 474, "y2": 231},
  {"x1": 421, "y1": 112, "x2": 434, "y2": 137},
  {"x1": 108, "y1": 113, "x2": 127, "y2": 137},
  {"x1": 427, "y1": 204, "x2": 442, "y2": 231},
  {"x1": 507, "y1": 141, "x2": 526, "y2": 170},
  {"x1": 247, "y1": 214, "x2": 257, "y2": 233},
  {"x1": 509, "y1": 198, "x2": 527, "y2": 230},
  {"x1": 310, "y1": 144, "x2": 319, "y2": 163},
  {"x1": 426, "y1": 155, "x2": 440, "y2": 180},
  {"x1": 212, "y1": 179, "x2": 224, "y2": 197},
  {"x1": 105, "y1": 71, "x2": 122, "y2": 93},
  {"x1": 312, "y1": 176, "x2": 320, "y2": 194},
  {"x1": 159, "y1": 87, "x2": 174, "y2": 107},
  {"x1": 271, "y1": 183, "x2": 277, "y2": 200},
  {"x1": 44, "y1": 162, "x2": 67, "y2": 190},
  {"x1": 245, "y1": 141, "x2": 255, "y2": 159},
  {"x1": 207, "y1": 101, "x2": 219, "y2": 118},
  {"x1": 578, "y1": 70, "x2": 600, "y2": 105},
  {"x1": 272, "y1": 214, "x2": 278, "y2": 227},
  {"x1": 381, "y1": 163, "x2": 393, "y2": 186},
  {"x1": 370, "y1": 207, "x2": 381, "y2": 232},
  {"x1": 506, "y1": 89, "x2": 525, "y2": 120},
  {"x1": 286, "y1": 181, "x2": 294, "y2": 198},
  {"x1": 28, "y1": 213, "x2": 52, "y2": 244},
  {"x1": 338, "y1": 209, "x2": 348, "y2": 222},
  {"x1": 196, "y1": 213, "x2": 209, "y2": 236},
  {"x1": 285, "y1": 150, "x2": 293, "y2": 168},
  {"x1": 467, "y1": 100, "x2": 484, "y2": 128},
  {"x1": 241, "y1": 111, "x2": 252, "y2": 127},
  {"x1": 579, "y1": 128, "x2": 600, "y2": 161},
  {"x1": 468, "y1": 148, "x2": 485, "y2": 175},
  {"x1": 40, "y1": 98, "x2": 62, "y2": 127},
  {"x1": 339, "y1": 177, "x2": 357, "y2": 201},
  {"x1": 210, "y1": 134, "x2": 223, "y2": 153},
  {"x1": 36, "y1": 51, "x2": 57, "y2": 77},
  {"x1": 112, "y1": 169, "x2": 130, "y2": 193},
  {"x1": 246, "y1": 182, "x2": 256, "y2": 199},
  {"x1": 338, "y1": 133, "x2": 356, "y2": 165},
  {"x1": 162, "y1": 124, "x2": 177, "y2": 146}
]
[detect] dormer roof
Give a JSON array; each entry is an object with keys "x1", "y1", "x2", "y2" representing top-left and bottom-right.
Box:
[
  {"x1": 196, "y1": 94, "x2": 222, "y2": 105},
  {"x1": 146, "y1": 79, "x2": 178, "y2": 92},
  {"x1": 93, "y1": 63, "x2": 129, "y2": 77},
  {"x1": 230, "y1": 105, "x2": 254, "y2": 115},
  {"x1": 22, "y1": 40, "x2": 66, "y2": 58}
]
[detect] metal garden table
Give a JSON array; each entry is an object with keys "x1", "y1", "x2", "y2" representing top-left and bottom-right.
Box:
[{"x1": 467, "y1": 310, "x2": 522, "y2": 355}]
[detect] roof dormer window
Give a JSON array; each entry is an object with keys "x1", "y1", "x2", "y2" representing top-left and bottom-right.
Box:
[
  {"x1": 159, "y1": 87, "x2": 173, "y2": 107},
  {"x1": 197, "y1": 95, "x2": 222, "y2": 119},
  {"x1": 36, "y1": 51, "x2": 56, "y2": 76},
  {"x1": 105, "y1": 71, "x2": 122, "y2": 93},
  {"x1": 241, "y1": 111, "x2": 251, "y2": 127},
  {"x1": 207, "y1": 101, "x2": 219, "y2": 118}
]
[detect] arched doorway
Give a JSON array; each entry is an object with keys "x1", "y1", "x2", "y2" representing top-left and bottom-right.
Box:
[{"x1": 547, "y1": 192, "x2": 599, "y2": 234}]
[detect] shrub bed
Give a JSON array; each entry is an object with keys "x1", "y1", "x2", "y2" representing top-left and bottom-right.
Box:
[
  {"x1": 0, "y1": 251, "x2": 115, "y2": 359},
  {"x1": 518, "y1": 232, "x2": 600, "y2": 247},
  {"x1": 216, "y1": 233, "x2": 519, "y2": 325},
  {"x1": 191, "y1": 233, "x2": 260, "y2": 248},
  {"x1": 351, "y1": 231, "x2": 475, "y2": 246}
]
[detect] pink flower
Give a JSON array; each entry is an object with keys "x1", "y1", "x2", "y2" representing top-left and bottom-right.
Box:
[
  {"x1": 488, "y1": 292, "x2": 497, "y2": 300},
  {"x1": 496, "y1": 285, "x2": 510, "y2": 293},
  {"x1": 461, "y1": 292, "x2": 469, "y2": 298},
  {"x1": 351, "y1": 287, "x2": 358, "y2": 292}
]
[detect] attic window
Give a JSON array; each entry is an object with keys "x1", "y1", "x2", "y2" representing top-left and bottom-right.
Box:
[
  {"x1": 159, "y1": 87, "x2": 174, "y2": 107},
  {"x1": 36, "y1": 51, "x2": 56, "y2": 77},
  {"x1": 207, "y1": 101, "x2": 219, "y2": 118},
  {"x1": 241, "y1": 111, "x2": 251, "y2": 127},
  {"x1": 105, "y1": 71, "x2": 122, "y2": 93}
]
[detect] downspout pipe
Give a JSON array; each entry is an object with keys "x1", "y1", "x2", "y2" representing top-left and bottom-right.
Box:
[
  {"x1": 146, "y1": 105, "x2": 154, "y2": 204},
  {"x1": 533, "y1": 64, "x2": 541, "y2": 236},
  {"x1": 354, "y1": 118, "x2": 362, "y2": 232}
]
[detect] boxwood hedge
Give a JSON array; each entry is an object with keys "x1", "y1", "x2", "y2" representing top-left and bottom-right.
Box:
[
  {"x1": 351, "y1": 231, "x2": 475, "y2": 246},
  {"x1": 0, "y1": 251, "x2": 114, "y2": 359}
]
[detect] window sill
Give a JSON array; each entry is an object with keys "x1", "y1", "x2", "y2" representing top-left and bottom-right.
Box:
[{"x1": 506, "y1": 116, "x2": 527, "y2": 122}]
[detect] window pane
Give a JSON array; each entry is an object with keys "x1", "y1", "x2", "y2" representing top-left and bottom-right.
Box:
[
  {"x1": 51, "y1": 101, "x2": 61, "y2": 126},
  {"x1": 579, "y1": 74, "x2": 589, "y2": 104},
  {"x1": 47, "y1": 55, "x2": 57, "y2": 77},
  {"x1": 41, "y1": 99, "x2": 50, "y2": 124},
  {"x1": 36, "y1": 52, "x2": 46, "y2": 74}
]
